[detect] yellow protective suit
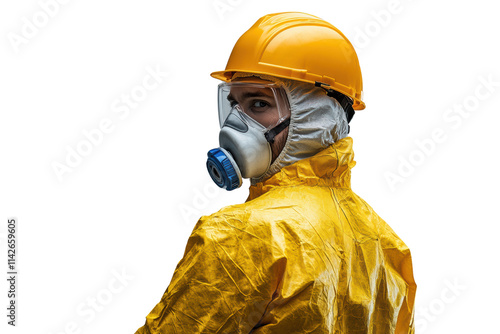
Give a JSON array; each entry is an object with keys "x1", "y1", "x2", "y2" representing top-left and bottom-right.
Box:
[{"x1": 136, "y1": 137, "x2": 416, "y2": 333}]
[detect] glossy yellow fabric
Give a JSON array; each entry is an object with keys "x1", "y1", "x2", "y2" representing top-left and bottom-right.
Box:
[{"x1": 135, "y1": 137, "x2": 416, "y2": 333}]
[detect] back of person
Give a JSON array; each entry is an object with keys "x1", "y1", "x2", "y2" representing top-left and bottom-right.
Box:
[{"x1": 240, "y1": 137, "x2": 416, "y2": 333}]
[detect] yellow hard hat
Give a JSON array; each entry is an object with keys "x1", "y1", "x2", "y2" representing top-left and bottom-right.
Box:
[{"x1": 211, "y1": 12, "x2": 365, "y2": 110}]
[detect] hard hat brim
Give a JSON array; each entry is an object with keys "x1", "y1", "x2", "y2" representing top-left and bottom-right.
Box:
[{"x1": 211, "y1": 70, "x2": 366, "y2": 111}]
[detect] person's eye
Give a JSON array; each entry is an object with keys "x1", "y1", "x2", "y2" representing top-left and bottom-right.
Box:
[
  {"x1": 251, "y1": 100, "x2": 270, "y2": 111},
  {"x1": 254, "y1": 101, "x2": 268, "y2": 108}
]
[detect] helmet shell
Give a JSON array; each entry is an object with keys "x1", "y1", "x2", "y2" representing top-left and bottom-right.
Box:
[{"x1": 211, "y1": 12, "x2": 365, "y2": 110}]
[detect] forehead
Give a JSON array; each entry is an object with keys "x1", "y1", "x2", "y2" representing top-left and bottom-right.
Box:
[{"x1": 228, "y1": 78, "x2": 275, "y2": 100}]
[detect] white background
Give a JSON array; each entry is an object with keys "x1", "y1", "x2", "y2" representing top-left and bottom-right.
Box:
[{"x1": 1, "y1": 0, "x2": 499, "y2": 333}]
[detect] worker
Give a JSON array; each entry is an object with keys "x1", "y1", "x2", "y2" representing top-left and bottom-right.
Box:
[{"x1": 135, "y1": 12, "x2": 416, "y2": 334}]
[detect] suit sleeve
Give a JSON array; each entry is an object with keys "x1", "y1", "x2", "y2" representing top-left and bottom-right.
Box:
[{"x1": 135, "y1": 215, "x2": 283, "y2": 334}]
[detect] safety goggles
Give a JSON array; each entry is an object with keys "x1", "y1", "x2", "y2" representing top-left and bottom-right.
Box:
[{"x1": 217, "y1": 81, "x2": 290, "y2": 131}]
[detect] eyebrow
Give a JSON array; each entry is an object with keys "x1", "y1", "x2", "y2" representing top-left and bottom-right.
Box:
[{"x1": 227, "y1": 90, "x2": 273, "y2": 103}]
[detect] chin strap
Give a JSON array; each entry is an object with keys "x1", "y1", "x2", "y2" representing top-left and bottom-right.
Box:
[
  {"x1": 315, "y1": 82, "x2": 355, "y2": 127},
  {"x1": 264, "y1": 117, "x2": 291, "y2": 144}
]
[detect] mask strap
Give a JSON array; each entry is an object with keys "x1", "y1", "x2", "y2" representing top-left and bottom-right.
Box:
[
  {"x1": 264, "y1": 117, "x2": 291, "y2": 143},
  {"x1": 315, "y1": 81, "x2": 355, "y2": 124}
]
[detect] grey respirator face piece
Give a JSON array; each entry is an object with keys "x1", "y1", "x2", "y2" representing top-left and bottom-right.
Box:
[{"x1": 206, "y1": 81, "x2": 291, "y2": 191}]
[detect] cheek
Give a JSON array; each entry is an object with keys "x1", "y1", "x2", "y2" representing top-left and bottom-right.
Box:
[
  {"x1": 272, "y1": 127, "x2": 289, "y2": 150},
  {"x1": 260, "y1": 107, "x2": 281, "y2": 128},
  {"x1": 270, "y1": 127, "x2": 289, "y2": 162}
]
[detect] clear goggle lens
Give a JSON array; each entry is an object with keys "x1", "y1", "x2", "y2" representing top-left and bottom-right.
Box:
[{"x1": 217, "y1": 81, "x2": 290, "y2": 131}]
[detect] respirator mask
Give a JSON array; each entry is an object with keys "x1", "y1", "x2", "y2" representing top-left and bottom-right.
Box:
[{"x1": 206, "y1": 81, "x2": 291, "y2": 190}]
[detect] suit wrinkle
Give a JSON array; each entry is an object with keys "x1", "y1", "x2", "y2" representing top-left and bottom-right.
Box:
[
  {"x1": 301, "y1": 213, "x2": 340, "y2": 286},
  {"x1": 330, "y1": 187, "x2": 355, "y2": 240},
  {"x1": 205, "y1": 220, "x2": 276, "y2": 249},
  {"x1": 210, "y1": 238, "x2": 252, "y2": 296},
  {"x1": 135, "y1": 137, "x2": 416, "y2": 334}
]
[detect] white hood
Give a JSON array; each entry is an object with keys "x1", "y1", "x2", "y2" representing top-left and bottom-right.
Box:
[{"x1": 231, "y1": 72, "x2": 349, "y2": 185}]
